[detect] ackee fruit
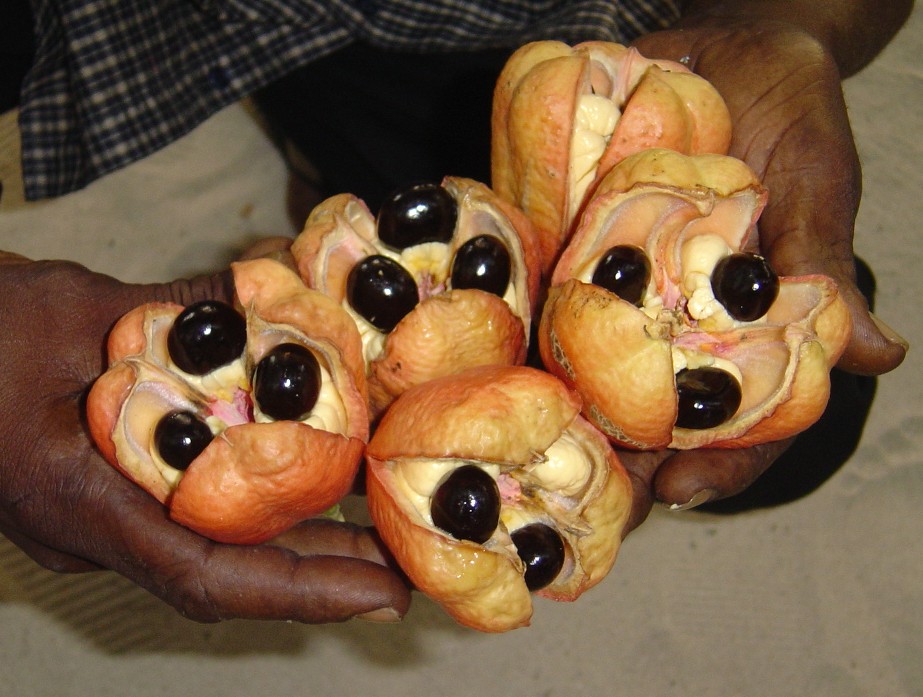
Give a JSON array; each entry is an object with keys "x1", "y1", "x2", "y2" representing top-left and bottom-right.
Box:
[
  {"x1": 491, "y1": 40, "x2": 732, "y2": 272},
  {"x1": 292, "y1": 176, "x2": 541, "y2": 419},
  {"x1": 365, "y1": 365, "x2": 633, "y2": 632},
  {"x1": 539, "y1": 149, "x2": 851, "y2": 450},
  {"x1": 87, "y1": 258, "x2": 369, "y2": 543}
]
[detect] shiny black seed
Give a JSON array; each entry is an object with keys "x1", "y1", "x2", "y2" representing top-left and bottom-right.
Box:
[
  {"x1": 377, "y1": 182, "x2": 458, "y2": 250},
  {"x1": 253, "y1": 343, "x2": 322, "y2": 421},
  {"x1": 511, "y1": 523, "x2": 566, "y2": 592},
  {"x1": 450, "y1": 235, "x2": 512, "y2": 298},
  {"x1": 711, "y1": 252, "x2": 780, "y2": 321},
  {"x1": 167, "y1": 300, "x2": 247, "y2": 375},
  {"x1": 154, "y1": 410, "x2": 213, "y2": 470},
  {"x1": 346, "y1": 255, "x2": 418, "y2": 332},
  {"x1": 591, "y1": 245, "x2": 651, "y2": 307},
  {"x1": 675, "y1": 367, "x2": 742, "y2": 429},
  {"x1": 431, "y1": 465, "x2": 500, "y2": 544}
]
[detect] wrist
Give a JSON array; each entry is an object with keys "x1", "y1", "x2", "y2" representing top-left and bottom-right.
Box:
[{"x1": 677, "y1": 0, "x2": 912, "y2": 77}]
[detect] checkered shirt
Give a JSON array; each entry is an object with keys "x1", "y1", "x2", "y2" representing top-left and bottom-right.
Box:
[{"x1": 19, "y1": 0, "x2": 681, "y2": 200}]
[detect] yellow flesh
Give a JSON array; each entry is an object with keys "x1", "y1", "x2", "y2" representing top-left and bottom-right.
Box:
[{"x1": 569, "y1": 94, "x2": 620, "y2": 213}]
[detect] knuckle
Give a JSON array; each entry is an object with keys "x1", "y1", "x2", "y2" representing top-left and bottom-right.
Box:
[{"x1": 157, "y1": 556, "x2": 225, "y2": 623}]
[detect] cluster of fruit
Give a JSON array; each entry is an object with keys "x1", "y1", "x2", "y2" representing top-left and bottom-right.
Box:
[{"x1": 87, "y1": 41, "x2": 850, "y2": 632}]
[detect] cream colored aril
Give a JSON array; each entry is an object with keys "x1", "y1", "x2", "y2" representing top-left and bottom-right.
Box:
[
  {"x1": 570, "y1": 94, "x2": 621, "y2": 213},
  {"x1": 391, "y1": 427, "x2": 594, "y2": 536}
]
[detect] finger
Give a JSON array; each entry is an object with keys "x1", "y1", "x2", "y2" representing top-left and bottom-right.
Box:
[
  {"x1": 117, "y1": 270, "x2": 237, "y2": 316},
  {"x1": 28, "y1": 451, "x2": 410, "y2": 624},
  {"x1": 117, "y1": 494, "x2": 409, "y2": 623},
  {"x1": 269, "y1": 517, "x2": 396, "y2": 568},
  {"x1": 717, "y1": 38, "x2": 908, "y2": 376},
  {"x1": 614, "y1": 449, "x2": 674, "y2": 534},
  {"x1": 836, "y1": 294, "x2": 908, "y2": 376},
  {"x1": 0, "y1": 524, "x2": 102, "y2": 573},
  {"x1": 652, "y1": 438, "x2": 794, "y2": 510},
  {"x1": 0, "y1": 250, "x2": 32, "y2": 265},
  {"x1": 106, "y1": 508, "x2": 411, "y2": 624},
  {"x1": 150, "y1": 536, "x2": 412, "y2": 624},
  {"x1": 758, "y1": 174, "x2": 908, "y2": 377},
  {"x1": 3, "y1": 259, "x2": 238, "y2": 352},
  {"x1": 629, "y1": 30, "x2": 693, "y2": 63}
]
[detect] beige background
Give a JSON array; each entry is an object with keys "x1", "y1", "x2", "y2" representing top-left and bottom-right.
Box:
[{"x1": 1, "y1": 7, "x2": 921, "y2": 696}]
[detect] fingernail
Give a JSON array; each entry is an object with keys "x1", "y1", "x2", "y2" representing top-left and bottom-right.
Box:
[
  {"x1": 667, "y1": 489, "x2": 717, "y2": 511},
  {"x1": 870, "y1": 313, "x2": 909, "y2": 351},
  {"x1": 356, "y1": 607, "x2": 402, "y2": 623}
]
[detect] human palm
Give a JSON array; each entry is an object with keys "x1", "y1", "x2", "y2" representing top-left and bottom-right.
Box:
[
  {"x1": 619, "y1": 23, "x2": 907, "y2": 512},
  {"x1": 0, "y1": 253, "x2": 409, "y2": 623}
]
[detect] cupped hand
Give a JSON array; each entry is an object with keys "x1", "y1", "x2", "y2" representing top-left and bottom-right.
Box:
[
  {"x1": 0, "y1": 252, "x2": 410, "y2": 623},
  {"x1": 633, "y1": 21, "x2": 908, "y2": 375},
  {"x1": 621, "y1": 22, "x2": 908, "y2": 514}
]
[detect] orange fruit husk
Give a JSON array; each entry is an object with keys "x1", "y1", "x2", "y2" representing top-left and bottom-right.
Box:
[
  {"x1": 539, "y1": 149, "x2": 851, "y2": 450},
  {"x1": 291, "y1": 176, "x2": 541, "y2": 419},
  {"x1": 365, "y1": 365, "x2": 633, "y2": 632},
  {"x1": 86, "y1": 259, "x2": 368, "y2": 543},
  {"x1": 491, "y1": 40, "x2": 731, "y2": 273}
]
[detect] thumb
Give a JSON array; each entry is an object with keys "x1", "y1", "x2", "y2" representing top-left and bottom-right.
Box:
[
  {"x1": 125, "y1": 269, "x2": 236, "y2": 313},
  {"x1": 749, "y1": 96, "x2": 908, "y2": 377},
  {"x1": 760, "y1": 192, "x2": 908, "y2": 377},
  {"x1": 87, "y1": 269, "x2": 237, "y2": 336},
  {"x1": 113, "y1": 237, "x2": 297, "y2": 320},
  {"x1": 834, "y1": 267, "x2": 908, "y2": 375}
]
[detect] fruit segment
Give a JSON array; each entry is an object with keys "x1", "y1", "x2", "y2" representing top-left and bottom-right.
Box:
[
  {"x1": 87, "y1": 258, "x2": 369, "y2": 544},
  {"x1": 365, "y1": 365, "x2": 633, "y2": 632},
  {"x1": 539, "y1": 149, "x2": 851, "y2": 450},
  {"x1": 491, "y1": 40, "x2": 732, "y2": 272},
  {"x1": 291, "y1": 176, "x2": 541, "y2": 418}
]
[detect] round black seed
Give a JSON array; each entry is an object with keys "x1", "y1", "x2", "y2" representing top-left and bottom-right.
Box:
[
  {"x1": 154, "y1": 410, "x2": 213, "y2": 470},
  {"x1": 377, "y1": 182, "x2": 458, "y2": 250},
  {"x1": 450, "y1": 235, "x2": 512, "y2": 298},
  {"x1": 711, "y1": 252, "x2": 780, "y2": 322},
  {"x1": 591, "y1": 245, "x2": 651, "y2": 307},
  {"x1": 511, "y1": 523, "x2": 566, "y2": 592},
  {"x1": 431, "y1": 465, "x2": 500, "y2": 544},
  {"x1": 253, "y1": 343, "x2": 322, "y2": 421},
  {"x1": 167, "y1": 300, "x2": 247, "y2": 375},
  {"x1": 346, "y1": 255, "x2": 419, "y2": 332},
  {"x1": 675, "y1": 366, "x2": 742, "y2": 429}
]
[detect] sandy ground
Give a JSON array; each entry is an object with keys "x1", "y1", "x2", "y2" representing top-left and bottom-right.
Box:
[{"x1": 0, "y1": 7, "x2": 921, "y2": 696}]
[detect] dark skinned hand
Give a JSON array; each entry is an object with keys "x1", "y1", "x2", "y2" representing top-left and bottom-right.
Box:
[
  {"x1": 0, "y1": 251, "x2": 410, "y2": 623},
  {"x1": 616, "y1": 19, "x2": 909, "y2": 528}
]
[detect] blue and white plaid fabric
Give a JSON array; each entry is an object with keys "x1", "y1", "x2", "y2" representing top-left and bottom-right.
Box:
[{"x1": 19, "y1": 0, "x2": 680, "y2": 200}]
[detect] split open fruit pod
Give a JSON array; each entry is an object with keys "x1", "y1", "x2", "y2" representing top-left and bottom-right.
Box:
[
  {"x1": 291, "y1": 176, "x2": 541, "y2": 419},
  {"x1": 491, "y1": 40, "x2": 731, "y2": 272},
  {"x1": 539, "y1": 149, "x2": 852, "y2": 450},
  {"x1": 365, "y1": 365, "x2": 633, "y2": 632},
  {"x1": 86, "y1": 258, "x2": 369, "y2": 544}
]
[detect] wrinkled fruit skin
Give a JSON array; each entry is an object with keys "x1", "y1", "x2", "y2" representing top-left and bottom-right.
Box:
[
  {"x1": 492, "y1": 40, "x2": 732, "y2": 273},
  {"x1": 86, "y1": 258, "x2": 369, "y2": 544},
  {"x1": 365, "y1": 365, "x2": 633, "y2": 632},
  {"x1": 291, "y1": 176, "x2": 541, "y2": 419},
  {"x1": 539, "y1": 149, "x2": 851, "y2": 450}
]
